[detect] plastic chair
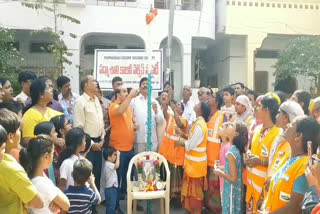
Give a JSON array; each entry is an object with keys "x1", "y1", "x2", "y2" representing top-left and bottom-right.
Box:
[{"x1": 126, "y1": 152, "x2": 170, "y2": 214}]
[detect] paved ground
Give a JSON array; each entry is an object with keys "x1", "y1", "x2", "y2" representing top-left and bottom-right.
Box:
[{"x1": 97, "y1": 199, "x2": 187, "y2": 214}]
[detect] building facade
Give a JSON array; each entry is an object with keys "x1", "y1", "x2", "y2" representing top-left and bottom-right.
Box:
[
  {"x1": 1, "y1": 0, "x2": 320, "y2": 96},
  {"x1": 215, "y1": 0, "x2": 320, "y2": 92},
  {"x1": 0, "y1": 0, "x2": 215, "y2": 98}
]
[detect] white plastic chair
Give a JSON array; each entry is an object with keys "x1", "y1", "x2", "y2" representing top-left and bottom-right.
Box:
[{"x1": 126, "y1": 152, "x2": 170, "y2": 214}]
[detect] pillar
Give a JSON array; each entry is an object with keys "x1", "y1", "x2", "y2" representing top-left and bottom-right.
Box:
[
  {"x1": 183, "y1": 43, "x2": 192, "y2": 88},
  {"x1": 246, "y1": 34, "x2": 267, "y2": 89},
  {"x1": 63, "y1": 37, "x2": 81, "y2": 94}
]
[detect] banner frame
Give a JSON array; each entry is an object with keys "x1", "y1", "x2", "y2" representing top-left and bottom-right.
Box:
[{"x1": 93, "y1": 49, "x2": 163, "y2": 91}]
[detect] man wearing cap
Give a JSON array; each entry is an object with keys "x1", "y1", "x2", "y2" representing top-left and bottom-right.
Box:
[{"x1": 267, "y1": 100, "x2": 305, "y2": 178}]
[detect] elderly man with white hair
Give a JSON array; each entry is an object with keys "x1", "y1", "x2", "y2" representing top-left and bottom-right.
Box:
[{"x1": 181, "y1": 85, "x2": 196, "y2": 126}]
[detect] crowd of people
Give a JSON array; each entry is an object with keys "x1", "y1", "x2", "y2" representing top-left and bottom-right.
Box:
[{"x1": 1, "y1": 71, "x2": 320, "y2": 214}]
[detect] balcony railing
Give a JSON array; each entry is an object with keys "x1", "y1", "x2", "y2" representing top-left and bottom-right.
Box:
[
  {"x1": 225, "y1": 0, "x2": 320, "y2": 10},
  {"x1": 154, "y1": 0, "x2": 201, "y2": 10},
  {"x1": 86, "y1": 0, "x2": 201, "y2": 10},
  {"x1": 4, "y1": 0, "x2": 202, "y2": 10}
]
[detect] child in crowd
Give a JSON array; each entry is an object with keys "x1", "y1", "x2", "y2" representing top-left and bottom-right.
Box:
[
  {"x1": 58, "y1": 127, "x2": 86, "y2": 191},
  {"x1": 217, "y1": 122, "x2": 231, "y2": 197},
  {"x1": 20, "y1": 136, "x2": 70, "y2": 214},
  {"x1": 214, "y1": 122, "x2": 247, "y2": 214},
  {"x1": 80, "y1": 133, "x2": 93, "y2": 158},
  {"x1": 101, "y1": 146, "x2": 120, "y2": 214},
  {"x1": 34, "y1": 121, "x2": 58, "y2": 185},
  {"x1": 64, "y1": 159, "x2": 101, "y2": 214},
  {"x1": 221, "y1": 87, "x2": 236, "y2": 121},
  {"x1": 50, "y1": 115, "x2": 72, "y2": 180},
  {"x1": 50, "y1": 114, "x2": 72, "y2": 155},
  {"x1": 0, "y1": 124, "x2": 45, "y2": 214},
  {"x1": 0, "y1": 109, "x2": 21, "y2": 162}
]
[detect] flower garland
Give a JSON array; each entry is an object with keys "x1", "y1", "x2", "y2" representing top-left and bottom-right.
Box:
[{"x1": 136, "y1": 155, "x2": 164, "y2": 192}]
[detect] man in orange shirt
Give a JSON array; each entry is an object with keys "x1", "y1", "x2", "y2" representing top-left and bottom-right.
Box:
[{"x1": 107, "y1": 86, "x2": 138, "y2": 208}]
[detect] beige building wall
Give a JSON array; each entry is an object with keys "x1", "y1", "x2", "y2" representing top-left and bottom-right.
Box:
[{"x1": 221, "y1": 0, "x2": 320, "y2": 90}]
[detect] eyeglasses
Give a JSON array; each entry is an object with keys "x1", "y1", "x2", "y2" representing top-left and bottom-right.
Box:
[
  {"x1": 312, "y1": 154, "x2": 320, "y2": 165},
  {"x1": 222, "y1": 122, "x2": 234, "y2": 129},
  {"x1": 35, "y1": 134, "x2": 52, "y2": 141}
]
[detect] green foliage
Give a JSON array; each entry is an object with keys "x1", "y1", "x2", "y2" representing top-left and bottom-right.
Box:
[
  {"x1": 274, "y1": 36, "x2": 320, "y2": 92},
  {"x1": 0, "y1": 28, "x2": 23, "y2": 94},
  {"x1": 22, "y1": 0, "x2": 80, "y2": 78}
]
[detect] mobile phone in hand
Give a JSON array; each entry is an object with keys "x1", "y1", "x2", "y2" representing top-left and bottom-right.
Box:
[{"x1": 308, "y1": 141, "x2": 312, "y2": 168}]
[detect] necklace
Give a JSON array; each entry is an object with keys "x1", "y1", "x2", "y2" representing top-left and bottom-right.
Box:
[{"x1": 34, "y1": 104, "x2": 47, "y2": 114}]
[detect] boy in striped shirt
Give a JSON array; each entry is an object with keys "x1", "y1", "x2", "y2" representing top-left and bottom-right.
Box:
[{"x1": 65, "y1": 159, "x2": 101, "y2": 214}]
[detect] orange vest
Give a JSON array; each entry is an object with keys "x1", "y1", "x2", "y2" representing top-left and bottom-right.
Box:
[
  {"x1": 264, "y1": 156, "x2": 308, "y2": 211},
  {"x1": 268, "y1": 140, "x2": 291, "y2": 178},
  {"x1": 207, "y1": 110, "x2": 224, "y2": 167},
  {"x1": 159, "y1": 114, "x2": 188, "y2": 166},
  {"x1": 242, "y1": 116, "x2": 254, "y2": 186},
  {"x1": 184, "y1": 117, "x2": 208, "y2": 178},
  {"x1": 246, "y1": 125, "x2": 281, "y2": 211}
]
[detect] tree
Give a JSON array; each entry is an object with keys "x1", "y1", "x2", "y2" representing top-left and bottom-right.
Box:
[
  {"x1": 274, "y1": 36, "x2": 320, "y2": 94},
  {"x1": 22, "y1": 0, "x2": 80, "y2": 78},
  {"x1": 0, "y1": 27, "x2": 23, "y2": 94}
]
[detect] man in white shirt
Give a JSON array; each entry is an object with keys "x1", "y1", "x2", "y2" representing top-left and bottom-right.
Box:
[
  {"x1": 131, "y1": 77, "x2": 164, "y2": 153},
  {"x1": 73, "y1": 75, "x2": 105, "y2": 190},
  {"x1": 14, "y1": 71, "x2": 37, "y2": 105},
  {"x1": 181, "y1": 85, "x2": 196, "y2": 126},
  {"x1": 198, "y1": 87, "x2": 211, "y2": 102}
]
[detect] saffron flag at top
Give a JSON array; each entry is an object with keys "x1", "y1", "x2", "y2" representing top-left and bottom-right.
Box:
[{"x1": 94, "y1": 49, "x2": 163, "y2": 90}]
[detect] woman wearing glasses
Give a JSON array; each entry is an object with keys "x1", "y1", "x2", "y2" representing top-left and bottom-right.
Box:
[{"x1": 260, "y1": 116, "x2": 320, "y2": 213}]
